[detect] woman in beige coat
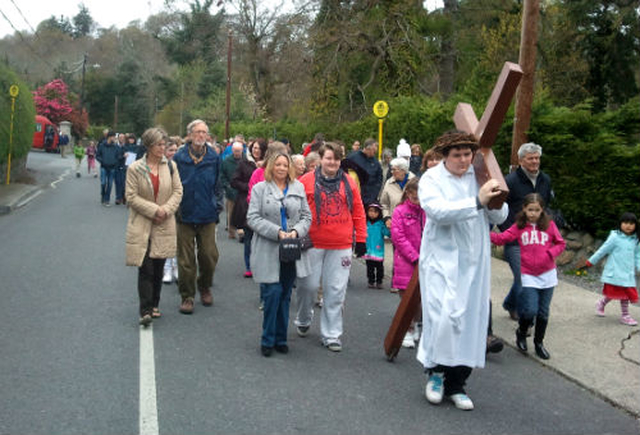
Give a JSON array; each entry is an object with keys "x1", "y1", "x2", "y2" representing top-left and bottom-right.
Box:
[{"x1": 126, "y1": 127, "x2": 183, "y2": 326}]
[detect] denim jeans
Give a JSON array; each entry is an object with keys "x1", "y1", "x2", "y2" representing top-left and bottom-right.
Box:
[
  {"x1": 261, "y1": 262, "x2": 297, "y2": 348},
  {"x1": 243, "y1": 228, "x2": 253, "y2": 272},
  {"x1": 502, "y1": 243, "x2": 522, "y2": 313},
  {"x1": 100, "y1": 167, "x2": 116, "y2": 204},
  {"x1": 520, "y1": 286, "x2": 554, "y2": 320},
  {"x1": 115, "y1": 166, "x2": 126, "y2": 201}
]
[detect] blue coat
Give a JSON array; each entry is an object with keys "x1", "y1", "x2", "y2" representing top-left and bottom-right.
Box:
[
  {"x1": 174, "y1": 143, "x2": 223, "y2": 225},
  {"x1": 364, "y1": 219, "x2": 389, "y2": 261},
  {"x1": 588, "y1": 230, "x2": 640, "y2": 287}
]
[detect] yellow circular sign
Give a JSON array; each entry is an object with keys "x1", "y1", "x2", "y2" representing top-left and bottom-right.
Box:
[
  {"x1": 9, "y1": 85, "x2": 19, "y2": 97},
  {"x1": 373, "y1": 100, "x2": 389, "y2": 118}
]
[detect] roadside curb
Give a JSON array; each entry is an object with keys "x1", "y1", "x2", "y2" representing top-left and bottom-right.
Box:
[{"x1": 0, "y1": 184, "x2": 43, "y2": 215}]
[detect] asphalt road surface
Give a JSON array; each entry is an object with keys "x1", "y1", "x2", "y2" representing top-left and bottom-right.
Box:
[{"x1": 0, "y1": 153, "x2": 638, "y2": 435}]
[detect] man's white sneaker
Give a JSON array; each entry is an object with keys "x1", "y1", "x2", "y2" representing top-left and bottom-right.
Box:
[
  {"x1": 449, "y1": 393, "x2": 474, "y2": 411},
  {"x1": 402, "y1": 333, "x2": 415, "y2": 348},
  {"x1": 425, "y1": 373, "x2": 444, "y2": 404},
  {"x1": 162, "y1": 270, "x2": 172, "y2": 284}
]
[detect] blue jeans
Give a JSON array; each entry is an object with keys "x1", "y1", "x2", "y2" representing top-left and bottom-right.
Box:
[
  {"x1": 260, "y1": 262, "x2": 296, "y2": 348},
  {"x1": 502, "y1": 243, "x2": 522, "y2": 313},
  {"x1": 100, "y1": 167, "x2": 116, "y2": 204},
  {"x1": 115, "y1": 166, "x2": 126, "y2": 201},
  {"x1": 520, "y1": 286, "x2": 554, "y2": 321}
]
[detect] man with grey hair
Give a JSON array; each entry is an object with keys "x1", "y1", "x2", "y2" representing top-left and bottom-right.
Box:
[
  {"x1": 173, "y1": 119, "x2": 223, "y2": 314},
  {"x1": 221, "y1": 141, "x2": 245, "y2": 239},
  {"x1": 346, "y1": 137, "x2": 383, "y2": 205},
  {"x1": 496, "y1": 142, "x2": 554, "y2": 322}
]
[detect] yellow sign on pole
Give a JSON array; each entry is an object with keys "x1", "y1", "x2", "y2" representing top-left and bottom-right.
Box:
[
  {"x1": 373, "y1": 100, "x2": 389, "y2": 160},
  {"x1": 7, "y1": 84, "x2": 19, "y2": 185}
]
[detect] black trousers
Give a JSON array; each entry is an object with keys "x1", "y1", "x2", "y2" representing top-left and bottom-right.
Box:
[
  {"x1": 430, "y1": 365, "x2": 473, "y2": 395},
  {"x1": 366, "y1": 260, "x2": 384, "y2": 284},
  {"x1": 138, "y1": 250, "x2": 166, "y2": 316}
]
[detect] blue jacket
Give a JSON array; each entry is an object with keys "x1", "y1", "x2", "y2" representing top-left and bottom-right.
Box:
[
  {"x1": 174, "y1": 143, "x2": 223, "y2": 225},
  {"x1": 347, "y1": 150, "x2": 383, "y2": 205},
  {"x1": 364, "y1": 219, "x2": 390, "y2": 261},
  {"x1": 498, "y1": 167, "x2": 553, "y2": 232},
  {"x1": 96, "y1": 141, "x2": 123, "y2": 169},
  {"x1": 588, "y1": 230, "x2": 640, "y2": 287}
]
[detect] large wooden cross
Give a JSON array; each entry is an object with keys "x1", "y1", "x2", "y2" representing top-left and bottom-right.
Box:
[{"x1": 454, "y1": 61, "x2": 523, "y2": 209}]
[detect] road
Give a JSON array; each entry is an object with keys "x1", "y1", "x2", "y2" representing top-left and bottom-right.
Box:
[{"x1": 0, "y1": 152, "x2": 638, "y2": 434}]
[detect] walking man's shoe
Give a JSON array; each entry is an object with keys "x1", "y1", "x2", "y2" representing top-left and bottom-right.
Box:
[
  {"x1": 179, "y1": 298, "x2": 194, "y2": 314},
  {"x1": 199, "y1": 287, "x2": 213, "y2": 306}
]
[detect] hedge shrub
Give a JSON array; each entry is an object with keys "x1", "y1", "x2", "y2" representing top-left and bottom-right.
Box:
[{"x1": 0, "y1": 65, "x2": 35, "y2": 165}]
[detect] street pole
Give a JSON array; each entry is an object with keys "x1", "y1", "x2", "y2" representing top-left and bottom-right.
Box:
[
  {"x1": 79, "y1": 53, "x2": 87, "y2": 115},
  {"x1": 179, "y1": 82, "x2": 184, "y2": 137},
  {"x1": 114, "y1": 95, "x2": 118, "y2": 131},
  {"x1": 510, "y1": 0, "x2": 540, "y2": 171},
  {"x1": 225, "y1": 30, "x2": 233, "y2": 141}
]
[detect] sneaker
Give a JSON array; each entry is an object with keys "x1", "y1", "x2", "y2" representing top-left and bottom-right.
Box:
[
  {"x1": 620, "y1": 315, "x2": 638, "y2": 326},
  {"x1": 274, "y1": 344, "x2": 289, "y2": 354},
  {"x1": 327, "y1": 342, "x2": 342, "y2": 352},
  {"x1": 376, "y1": 282, "x2": 384, "y2": 289},
  {"x1": 179, "y1": 298, "x2": 194, "y2": 314},
  {"x1": 390, "y1": 288, "x2": 399, "y2": 294},
  {"x1": 595, "y1": 299, "x2": 606, "y2": 317},
  {"x1": 199, "y1": 287, "x2": 213, "y2": 306},
  {"x1": 368, "y1": 283, "x2": 376, "y2": 289},
  {"x1": 425, "y1": 373, "x2": 444, "y2": 404},
  {"x1": 449, "y1": 393, "x2": 474, "y2": 411},
  {"x1": 102, "y1": 202, "x2": 111, "y2": 207},
  {"x1": 243, "y1": 271, "x2": 253, "y2": 278},
  {"x1": 162, "y1": 270, "x2": 172, "y2": 284},
  {"x1": 402, "y1": 333, "x2": 415, "y2": 349},
  {"x1": 139, "y1": 314, "x2": 152, "y2": 327},
  {"x1": 296, "y1": 325, "x2": 310, "y2": 337}
]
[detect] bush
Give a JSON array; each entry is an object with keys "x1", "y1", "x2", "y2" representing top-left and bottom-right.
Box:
[{"x1": 0, "y1": 65, "x2": 36, "y2": 164}]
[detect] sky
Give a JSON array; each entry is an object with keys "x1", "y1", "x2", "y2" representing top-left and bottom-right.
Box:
[{"x1": 0, "y1": 0, "x2": 444, "y2": 39}]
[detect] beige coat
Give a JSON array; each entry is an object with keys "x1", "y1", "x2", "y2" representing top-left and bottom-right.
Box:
[
  {"x1": 380, "y1": 172, "x2": 416, "y2": 220},
  {"x1": 125, "y1": 156, "x2": 183, "y2": 267}
]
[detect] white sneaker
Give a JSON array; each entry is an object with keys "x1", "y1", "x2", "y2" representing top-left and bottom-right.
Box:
[
  {"x1": 162, "y1": 270, "x2": 172, "y2": 284},
  {"x1": 449, "y1": 393, "x2": 474, "y2": 411},
  {"x1": 425, "y1": 373, "x2": 444, "y2": 404},
  {"x1": 402, "y1": 333, "x2": 415, "y2": 348}
]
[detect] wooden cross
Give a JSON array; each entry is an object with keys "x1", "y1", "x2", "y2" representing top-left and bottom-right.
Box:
[{"x1": 454, "y1": 61, "x2": 523, "y2": 209}]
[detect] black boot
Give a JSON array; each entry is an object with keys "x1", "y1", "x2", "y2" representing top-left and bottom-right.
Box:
[
  {"x1": 534, "y1": 317, "x2": 550, "y2": 359},
  {"x1": 516, "y1": 318, "x2": 532, "y2": 352}
]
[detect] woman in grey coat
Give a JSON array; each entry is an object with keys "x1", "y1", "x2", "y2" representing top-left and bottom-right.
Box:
[{"x1": 247, "y1": 152, "x2": 312, "y2": 357}]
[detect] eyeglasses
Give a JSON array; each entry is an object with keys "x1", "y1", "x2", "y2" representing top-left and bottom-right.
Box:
[{"x1": 192, "y1": 130, "x2": 208, "y2": 135}]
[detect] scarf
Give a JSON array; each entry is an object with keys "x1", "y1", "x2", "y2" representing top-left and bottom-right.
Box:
[
  {"x1": 313, "y1": 167, "x2": 353, "y2": 224},
  {"x1": 188, "y1": 143, "x2": 207, "y2": 165}
]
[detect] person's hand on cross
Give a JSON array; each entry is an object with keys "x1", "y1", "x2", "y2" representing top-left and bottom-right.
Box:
[{"x1": 477, "y1": 179, "x2": 501, "y2": 207}]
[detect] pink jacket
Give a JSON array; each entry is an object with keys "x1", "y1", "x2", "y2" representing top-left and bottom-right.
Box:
[
  {"x1": 247, "y1": 167, "x2": 265, "y2": 203},
  {"x1": 491, "y1": 221, "x2": 566, "y2": 277},
  {"x1": 391, "y1": 200, "x2": 425, "y2": 289}
]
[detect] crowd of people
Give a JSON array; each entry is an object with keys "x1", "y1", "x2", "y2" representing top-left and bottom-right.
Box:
[{"x1": 82, "y1": 118, "x2": 639, "y2": 412}]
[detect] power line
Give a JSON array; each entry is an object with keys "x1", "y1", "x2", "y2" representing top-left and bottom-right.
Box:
[
  {"x1": 0, "y1": 7, "x2": 56, "y2": 70},
  {"x1": 8, "y1": 0, "x2": 38, "y2": 37}
]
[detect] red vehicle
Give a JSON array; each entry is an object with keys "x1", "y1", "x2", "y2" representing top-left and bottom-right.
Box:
[{"x1": 33, "y1": 115, "x2": 60, "y2": 152}]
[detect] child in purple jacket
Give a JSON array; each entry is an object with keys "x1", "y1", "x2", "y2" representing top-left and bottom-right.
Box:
[{"x1": 391, "y1": 178, "x2": 426, "y2": 348}]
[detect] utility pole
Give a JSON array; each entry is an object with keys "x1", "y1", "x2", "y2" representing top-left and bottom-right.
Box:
[
  {"x1": 114, "y1": 95, "x2": 119, "y2": 131},
  {"x1": 510, "y1": 0, "x2": 540, "y2": 170},
  {"x1": 225, "y1": 30, "x2": 232, "y2": 141},
  {"x1": 79, "y1": 53, "x2": 87, "y2": 115},
  {"x1": 179, "y1": 82, "x2": 184, "y2": 137}
]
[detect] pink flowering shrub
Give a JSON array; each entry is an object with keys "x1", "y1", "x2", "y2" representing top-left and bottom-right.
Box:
[{"x1": 33, "y1": 79, "x2": 73, "y2": 125}]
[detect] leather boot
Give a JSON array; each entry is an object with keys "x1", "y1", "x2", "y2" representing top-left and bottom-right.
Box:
[
  {"x1": 534, "y1": 316, "x2": 550, "y2": 359},
  {"x1": 516, "y1": 317, "x2": 532, "y2": 352}
]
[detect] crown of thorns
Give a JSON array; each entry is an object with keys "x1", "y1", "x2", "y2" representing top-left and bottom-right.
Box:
[{"x1": 433, "y1": 132, "x2": 479, "y2": 153}]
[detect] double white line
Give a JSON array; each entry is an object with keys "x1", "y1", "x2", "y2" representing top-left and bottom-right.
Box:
[{"x1": 139, "y1": 326, "x2": 159, "y2": 435}]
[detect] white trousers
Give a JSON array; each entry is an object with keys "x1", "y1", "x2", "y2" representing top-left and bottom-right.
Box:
[{"x1": 295, "y1": 247, "x2": 352, "y2": 345}]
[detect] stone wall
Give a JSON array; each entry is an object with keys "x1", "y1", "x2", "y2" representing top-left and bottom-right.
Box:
[{"x1": 556, "y1": 229, "x2": 603, "y2": 269}]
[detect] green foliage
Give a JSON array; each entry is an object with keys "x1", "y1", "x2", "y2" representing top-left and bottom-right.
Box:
[
  {"x1": 529, "y1": 97, "x2": 640, "y2": 238},
  {"x1": 0, "y1": 65, "x2": 36, "y2": 164}
]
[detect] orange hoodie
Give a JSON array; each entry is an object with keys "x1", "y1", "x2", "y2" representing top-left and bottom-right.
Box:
[{"x1": 299, "y1": 171, "x2": 367, "y2": 250}]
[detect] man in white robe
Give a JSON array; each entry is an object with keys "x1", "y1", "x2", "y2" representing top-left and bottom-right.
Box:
[{"x1": 416, "y1": 130, "x2": 508, "y2": 411}]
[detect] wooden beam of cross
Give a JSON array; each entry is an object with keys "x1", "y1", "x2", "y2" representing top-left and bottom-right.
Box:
[{"x1": 454, "y1": 61, "x2": 523, "y2": 209}]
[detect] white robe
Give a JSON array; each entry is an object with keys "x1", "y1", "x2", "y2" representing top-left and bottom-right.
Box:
[{"x1": 416, "y1": 161, "x2": 507, "y2": 369}]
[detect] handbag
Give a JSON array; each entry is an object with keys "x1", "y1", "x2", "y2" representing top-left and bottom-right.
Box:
[
  {"x1": 279, "y1": 238, "x2": 302, "y2": 263},
  {"x1": 299, "y1": 234, "x2": 313, "y2": 251}
]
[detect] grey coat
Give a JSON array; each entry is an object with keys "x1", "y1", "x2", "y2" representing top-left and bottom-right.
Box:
[{"x1": 247, "y1": 180, "x2": 312, "y2": 283}]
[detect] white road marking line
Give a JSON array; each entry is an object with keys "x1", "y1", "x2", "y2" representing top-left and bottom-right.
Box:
[
  {"x1": 51, "y1": 169, "x2": 71, "y2": 189},
  {"x1": 139, "y1": 325, "x2": 159, "y2": 435}
]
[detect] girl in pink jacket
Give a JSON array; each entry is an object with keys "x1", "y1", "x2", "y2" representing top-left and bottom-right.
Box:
[
  {"x1": 491, "y1": 193, "x2": 565, "y2": 360},
  {"x1": 391, "y1": 178, "x2": 426, "y2": 348}
]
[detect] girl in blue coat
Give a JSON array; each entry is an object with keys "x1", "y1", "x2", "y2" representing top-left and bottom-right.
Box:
[
  {"x1": 586, "y1": 212, "x2": 640, "y2": 326},
  {"x1": 364, "y1": 203, "x2": 390, "y2": 289}
]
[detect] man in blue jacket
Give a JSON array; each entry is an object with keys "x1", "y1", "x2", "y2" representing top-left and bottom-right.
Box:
[
  {"x1": 346, "y1": 138, "x2": 382, "y2": 206},
  {"x1": 96, "y1": 130, "x2": 122, "y2": 206},
  {"x1": 174, "y1": 119, "x2": 223, "y2": 314}
]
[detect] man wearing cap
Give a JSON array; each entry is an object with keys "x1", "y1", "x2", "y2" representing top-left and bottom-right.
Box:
[
  {"x1": 96, "y1": 130, "x2": 122, "y2": 207},
  {"x1": 346, "y1": 137, "x2": 382, "y2": 206},
  {"x1": 417, "y1": 130, "x2": 507, "y2": 411}
]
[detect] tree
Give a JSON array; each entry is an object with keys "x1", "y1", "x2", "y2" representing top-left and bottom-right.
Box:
[
  {"x1": 33, "y1": 79, "x2": 74, "y2": 124},
  {"x1": 0, "y1": 64, "x2": 36, "y2": 165},
  {"x1": 73, "y1": 4, "x2": 95, "y2": 38}
]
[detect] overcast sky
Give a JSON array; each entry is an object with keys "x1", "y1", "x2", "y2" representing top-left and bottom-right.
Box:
[{"x1": 0, "y1": 0, "x2": 443, "y2": 39}]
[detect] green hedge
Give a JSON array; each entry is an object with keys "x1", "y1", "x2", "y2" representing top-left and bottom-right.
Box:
[{"x1": 0, "y1": 65, "x2": 35, "y2": 164}]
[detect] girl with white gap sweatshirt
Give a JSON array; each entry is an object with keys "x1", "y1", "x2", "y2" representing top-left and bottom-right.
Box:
[{"x1": 491, "y1": 193, "x2": 566, "y2": 360}]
